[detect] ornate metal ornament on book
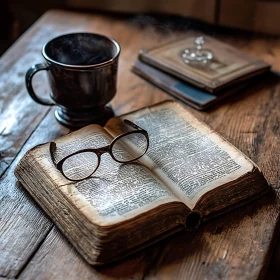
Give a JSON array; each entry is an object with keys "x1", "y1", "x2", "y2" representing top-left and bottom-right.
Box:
[
  {"x1": 181, "y1": 36, "x2": 213, "y2": 65},
  {"x1": 25, "y1": 33, "x2": 121, "y2": 128}
]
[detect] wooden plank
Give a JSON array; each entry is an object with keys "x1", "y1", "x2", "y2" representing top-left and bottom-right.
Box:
[
  {"x1": 0, "y1": 9, "x2": 95, "y2": 278},
  {"x1": 219, "y1": 0, "x2": 280, "y2": 35},
  {"x1": 219, "y1": 0, "x2": 256, "y2": 31},
  {"x1": 18, "y1": 227, "x2": 153, "y2": 280},
  {"x1": 255, "y1": 1, "x2": 280, "y2": 35},
  {"x1": 144, "y1": 194, "x2": 279, "y2": 279},
  {"x1": 17, "y1": 194, "x2": 277, "y2": 280},
  {"x1": 19, "y1": 11, "x2": 280, "y2": 280},
  {"x1": 65, "y1": 0, "x2": 217, "y2": 24},
  {"x1": 142, "y1": 34, "x2": 280, "y2": 279},
  {"x1": 0, "y1": 9, "x2": 90, "y2": 177},
  {"x1": 0, "y1": 10, "x2": 172, "y2": 278},
  {"x1": 0, "y1": 110, "x2": 69, "y2": 278}
]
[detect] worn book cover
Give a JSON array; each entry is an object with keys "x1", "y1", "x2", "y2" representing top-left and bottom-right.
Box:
[
  {"x1": 139, "y1": 33, "x2": 270, "y2": 93},
  {"x1": 132, "y1": 60, "x2": 252, "y2": 110},
  {"x1": 14, "y1": 101, "x2": 270, "y2": 265}
]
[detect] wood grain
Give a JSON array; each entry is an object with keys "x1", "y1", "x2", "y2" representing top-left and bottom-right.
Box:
[
  {"x1": 145, "y1": 193, "x2": 279, "y2": 279},
  {"x1": 0, "y1": 9, "x2": 90, "y2": 177},
  {"x1": 18, "y1": 227, "x2": 155, "y2": 280},
  {"x1": 0, "y1": 10, "x2": 171, "y2": 278},
  {"x1": 0, "y1": 9, "x2": 279, "y2": 280},
  {"x1": 0, "y1": 110, "x2": 69, "y2": 278}
]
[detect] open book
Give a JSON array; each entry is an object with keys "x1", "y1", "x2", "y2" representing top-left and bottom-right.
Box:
[{"x1": 15, "y1": 101, "x2": 269, "y2": 265}]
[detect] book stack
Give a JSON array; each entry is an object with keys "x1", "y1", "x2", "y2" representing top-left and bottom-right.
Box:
[{"x1": 132, "y1": 33, "x2": 271, "y2": 110}]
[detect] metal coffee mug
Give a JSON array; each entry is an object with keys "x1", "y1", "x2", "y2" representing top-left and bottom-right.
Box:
[{"x1": 25, "y1": 33, "x2": 120, "y2": 128}]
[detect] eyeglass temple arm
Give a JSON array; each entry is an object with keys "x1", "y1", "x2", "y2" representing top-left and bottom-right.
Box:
[
  {"x1": 49, "y1": 141, "x2": 58, "y2": 167},
  {"x1": 124, "y1": 119, "x2": 145, "y2": 131}
]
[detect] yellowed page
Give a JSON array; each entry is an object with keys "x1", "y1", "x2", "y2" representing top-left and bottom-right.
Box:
[
  {"x1": 28, "y1": 124, "x2": 180, "y2": 226},
  {"x1": 105, "y1": 101, "x2": 254, "y2": 210}
]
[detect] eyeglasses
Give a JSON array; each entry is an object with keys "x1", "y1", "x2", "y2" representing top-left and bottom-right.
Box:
[{"x1": 49, "y1": 119, "x2": 149, "y2": 181}]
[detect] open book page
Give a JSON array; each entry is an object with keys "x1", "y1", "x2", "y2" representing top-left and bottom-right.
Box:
[
  {"x1": 27, "y1": 124, "x2": 180, "y2": 226},
  {"x1": 105, "y1": 101, "x2": 254, "y2": 210}
]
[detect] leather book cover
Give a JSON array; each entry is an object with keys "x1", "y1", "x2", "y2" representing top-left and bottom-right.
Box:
[
  {"x1": 139, "y1": 33, "x2": 270, "y2": 93},
  {"x1": 132, "y1": 60, "x2": 251, "y2": 110}
]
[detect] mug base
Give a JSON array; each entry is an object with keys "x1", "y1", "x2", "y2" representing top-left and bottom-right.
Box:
[{"x1": 55, "y1": 105, "x2": 114, "y2": 128}]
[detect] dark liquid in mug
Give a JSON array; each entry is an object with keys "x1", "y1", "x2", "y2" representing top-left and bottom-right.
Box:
[{"x1": 45, "y1": 33, "x2": 116, "y2": 65}]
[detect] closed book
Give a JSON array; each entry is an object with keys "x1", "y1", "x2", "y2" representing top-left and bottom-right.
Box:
[
  {"x1": 139, "y1": 33, "x2": 270, "y2": 93},
  {"x1": 132, "y1": 60, "x2": 251, "y2": 110}
]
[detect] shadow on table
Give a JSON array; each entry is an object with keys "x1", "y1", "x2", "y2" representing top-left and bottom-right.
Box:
[{"x1": 204, "y1": 71, "x2": 280, "y2": 113}]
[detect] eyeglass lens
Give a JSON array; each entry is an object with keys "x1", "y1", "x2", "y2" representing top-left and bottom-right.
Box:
[
  {"x1": 62, "y1": 152, "x2": 99, "y2": 181},
  {"x1": 111, "y1": 132, "x2": 148, "y2": 162}
]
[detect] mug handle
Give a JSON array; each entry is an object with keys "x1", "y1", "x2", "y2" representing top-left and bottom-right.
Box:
[{"x1": 25, "y1": 63, "x2": 56, "y2": 106}]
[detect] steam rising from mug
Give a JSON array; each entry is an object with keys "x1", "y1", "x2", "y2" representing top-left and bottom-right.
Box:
[
  {"x1": 25, "y1": 33, "x2": 120, "y2": 128},
  {"x1": 45, "y1": 34, "x2": 118, "y2": 65}
]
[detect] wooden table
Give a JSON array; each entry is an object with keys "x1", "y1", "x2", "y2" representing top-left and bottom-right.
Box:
[{"x1": 0, "y1": 9, "x2": 279, "y2": 280}]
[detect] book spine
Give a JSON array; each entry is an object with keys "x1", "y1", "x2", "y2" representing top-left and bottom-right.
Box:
[{"x1": 185, "y1": 211, "x2": 202, "y2": 230}]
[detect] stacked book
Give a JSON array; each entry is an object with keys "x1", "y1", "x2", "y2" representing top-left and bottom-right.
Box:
[{"x1": 132, "y1": 33, "x2": 271, "y2": 110}]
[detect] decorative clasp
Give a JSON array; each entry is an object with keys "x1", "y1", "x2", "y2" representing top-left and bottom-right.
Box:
[{"x1": 181, "y1": 36, "x2": 213, "y2": 65}]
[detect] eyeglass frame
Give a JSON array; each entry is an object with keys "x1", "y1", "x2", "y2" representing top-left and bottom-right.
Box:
[{"x1": 49, "y1": 119, "x2": 149, "y2": 181}]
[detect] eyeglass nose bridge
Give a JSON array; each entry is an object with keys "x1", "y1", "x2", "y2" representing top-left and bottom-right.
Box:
[{"x1": 95, "y1": 145, "x2": 110, "y2": 156}]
